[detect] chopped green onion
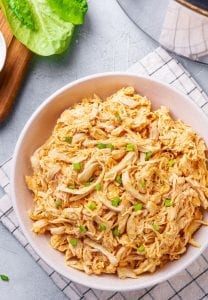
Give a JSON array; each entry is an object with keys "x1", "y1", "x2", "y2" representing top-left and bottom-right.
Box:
[
  {"x1": 97, "y1": 143, "x2": 106, "y2": 149},
  {"x1": 134, "y1": 203, "x2": 143, "y2": 211},
  {"x1": 111, "y1": 196, "x2": 121, "y2": 207},
  {"x1": 168, "y1": 159, "x2": 175, "y2": 167},
  {"x1": 0, "y1": 275, "x2": 9, "y2": 281},
  {"x1": 145, "y1": 151, "x2": 152, "y2": 161},
  {"x1": 95, "y1": 183, "x2": 102, "y2": 191},
  {"x1": 69, "y1": 238, "x2": 78, "y2": 247},
  {"x1": 73, "y1": 162, "x2": 81, "y2": 171},
  {"x1": 99, "y1": 224, "x2": 107, "y2": 231},
  {"x1": 116, "y1": 114, "x2": 122, "y2": 122},
  {"x1": 79, "y1": 225, "x2": 87, "y2": 233},
  {"x1": 97, "y1": 143, "x2": 114, "y2": 150},
  {"x1": 55, "y1": 200, "x2": 61, "y2": 207},
  {"x1": 115, "y1": 175, "x2": 122, "y2": 185},
  {"x1": 164, "y1": 198, "x2": 172, "y2": 207},
  {"x1": 106, "y1": 144, "x2": 114, "y2": 151},
  {"x1": 126, "y1": 143, "x2": 135, "y2": 152},
  {"x1": 85, "y1": 182, "x2": 91, "y2": 187},
  {"x1": 68, "y1": 184, "x2": 75, "y2": 190},
  {"x1": 140, "y1": 180, "x2": 146, "y2": 188},
  {"x1": 64, "y1": 137, "x2": 72, "y2": 144},
  {"x1": 137, "y1": 245, "x2": 145, "y2": 252},
  {"x1": 89, "y1": 176, "x2": 94, "y2": 182},
  {"x1": 153, "y1": 224, "x2": 159, "y2": 231},
  {"x1": 113, "y1": 228, "x2": 120, "y2": 237},
  {"x1": 87, "y1": 202, "x2": 97, "y2": 211}
]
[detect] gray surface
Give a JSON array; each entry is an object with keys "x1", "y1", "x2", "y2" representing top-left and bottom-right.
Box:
[
  {"x1": 0, "y1": 225, "x2": 67, "y2": 300},
  {"x1": 118, "y1": 0, "x2": 169, "y2": 41},
  {"x1": 0, "y1": 0, "x2": 208, "y2": 299}
]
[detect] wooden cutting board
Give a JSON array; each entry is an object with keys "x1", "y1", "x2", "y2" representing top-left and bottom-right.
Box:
[{"x1": 0, "y1": 11, "x2": 32, "y2": 123}]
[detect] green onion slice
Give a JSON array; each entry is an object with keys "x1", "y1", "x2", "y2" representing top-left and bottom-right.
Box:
[
  {"x1": 69, "y1": 238, "x2": 78, "y2": 247},
  {"x1": 113, "y1": 228, "x2": 120, "y2": 236},
  {"x1": 97, "y1": 143, "x2": 106, "y2": 149},
  {"x1": 68, "y1": 184, "x2": 75, "y2": 189},
  {"x1": 73, "y1": 163, "x2": 81, "y2": 171},
  {"x1": 145, "y1": 151, "x2": 152, "y2": 161},
  {"x1": 79, "y1": 225, "x2": 87, "y2": 233},
  {"x1": 111, "y1": 196, "x2": 121, "y2": 207},
  {"x1": 168, "y1": 159, "x2": 175, "y2": 167},
  {"x1": 140, "y1": 180, "x2": 146, "y2": 188},
  {"x1": 137, "y1": 245, "x2": 145, "y2": 252},
  {"x1": 164, "y1": 199, "x2": 172, "y2": 207},
  {"x1": 87, "y1": 202, "x2": 97, "y2": 211},
  {"x1": 55, "y1": 200, "x2": 61, "y2": 207},
  {"x1": 116, "y1": 114, "x2": 122, "y2": 122},
  {"x1": 0, "y1": 275, "x2": 9, "y2": 281},
  {"x1": 95, "y1": 183, "x2": 102, "y2": 191},
  {"x1": 115, "y1": 175, "x2": 122, "y2": 185},
  {"x1": 152, "y1": 224, "x2": 159, "y2": 231},
  {"x1": 126, "y1": 143, "x2": 135, "y2": 152},
  {"x1": 99, "y1": 224, "x2": 107, "y2": 231},
  {"x1": 64, "y1": 137, "x2": 72, "y2": 144},
  {"x1": 106, "y1": 144, "x2": 114, "y2": 151},
  {"x1": 134, "y1": 203, "x2": 143, "y2": 211}
]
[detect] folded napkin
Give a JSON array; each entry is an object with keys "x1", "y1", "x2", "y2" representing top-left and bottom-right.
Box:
[
  {"x1": 1, "y1": 47, "x2": 208, "y2": 300},
  {"x1": 160, "y1": 1, "x2": 208, "y2": 62}
]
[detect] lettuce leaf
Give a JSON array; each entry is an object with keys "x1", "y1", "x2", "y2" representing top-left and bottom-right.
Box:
[
  {"x1": 0, "y1": 0, "x2": 75, "y2": 56},
  {"x1": 47, "y1": 0, "x2": 88, "y2": 25}
]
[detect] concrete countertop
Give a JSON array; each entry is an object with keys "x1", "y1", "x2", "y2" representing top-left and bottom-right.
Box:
[{"x1": 0, "y1": 1, "x2": 207, "y2": 299}]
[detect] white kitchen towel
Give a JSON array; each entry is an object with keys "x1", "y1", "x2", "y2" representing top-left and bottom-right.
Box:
[
  {"x1": 160, "y1": 1, "x2": 208, "y2": 62},
  {"x1": 1, "y1": 47, "x2": 208, "y2": 300}
]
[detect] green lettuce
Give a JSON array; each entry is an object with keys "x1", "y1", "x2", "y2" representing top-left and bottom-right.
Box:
[
  {"x1": 47, "y1": 0, "x2": 88, "y2": 25},
  {"x1": 0, "y1": 0, "x2": 88, "y2": 56}
]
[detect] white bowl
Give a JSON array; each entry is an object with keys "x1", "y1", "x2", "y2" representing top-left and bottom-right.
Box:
[
  {"x1": 0, "y1": 32, "x2": 7, "y2": 72},
  {"x1": 11, "y1": 73, "x2": 208, "y2": 291}
]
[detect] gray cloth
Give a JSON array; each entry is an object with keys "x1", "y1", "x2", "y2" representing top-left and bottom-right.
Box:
[{"x1": 160, "y1": 1, "x2": 208, "y2": 62}]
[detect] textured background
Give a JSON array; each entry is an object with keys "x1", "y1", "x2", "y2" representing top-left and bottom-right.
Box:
[{"x1": 0, "y1": 1, "x2": 208, "y2": 299}]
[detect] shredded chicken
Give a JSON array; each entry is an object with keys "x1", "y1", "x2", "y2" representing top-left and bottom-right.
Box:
[{"x1": 26, "y1": 87, "x2": 208, "y2": 279}]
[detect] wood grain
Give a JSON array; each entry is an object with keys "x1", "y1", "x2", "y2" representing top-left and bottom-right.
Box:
[{"x1": 0, "y1": 11, "x2": 32, "y2": 123}]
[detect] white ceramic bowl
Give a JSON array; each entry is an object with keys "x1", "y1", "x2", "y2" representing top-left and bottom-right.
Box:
[
  {"x1": 0, "y1": 32, "x2": 7, "y2": 72},
  {"x1": 11, "y1": 73, "x2": 208, "y2": 291}
]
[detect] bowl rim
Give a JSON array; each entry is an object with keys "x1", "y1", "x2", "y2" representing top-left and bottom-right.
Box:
[
  {"x1": 11, "y1": 72, "x2": 208, "y2": 291},
  {"x1": 0, "y1": 31, "x2": 7, "y2": 72}
]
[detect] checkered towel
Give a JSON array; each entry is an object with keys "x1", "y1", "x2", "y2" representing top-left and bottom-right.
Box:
[
  {"x1": 160, "y1": 1, "x2": 208, "y2": 62},
  {"x1": 1, "y1": 47, "x2": 208, "y2": 300}
]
